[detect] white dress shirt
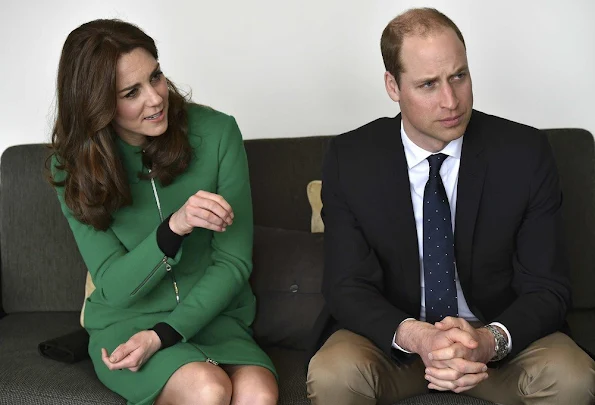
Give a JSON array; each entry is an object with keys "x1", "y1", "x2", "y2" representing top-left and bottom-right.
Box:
[{"x1": 392, "y1": 123, "x2": 512, "y2": 353}]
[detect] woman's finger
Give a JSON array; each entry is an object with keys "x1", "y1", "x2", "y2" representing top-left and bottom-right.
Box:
[
  {"x1": 190, "y1": 192, "x2": 233, "y2": 223},
  {"x1": 190, "y1": 215, "x2": 228, "y2": 232},
  {"x1": 195, "y1": 191, "x2": 233, "y2": 218},
  {"x1": 101, "y1": 348, "x2": 113, "y2": 369},
  {"x1": 109, "y1": 341, "x2": 135, "y2": 363},
  {"x1": 186, "y1": 202, "x2": 231, "y2": 228},
  {"x1": 110, "y1": 351, "x2": 142, "y2": 370}
]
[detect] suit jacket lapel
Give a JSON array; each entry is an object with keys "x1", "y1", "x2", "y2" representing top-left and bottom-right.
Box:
[
  {"x1": 455, "y1": 111, "x2": 487, "y2": 304},
  {"x1": 380, "y1": 114, "x2": 421, "y2": 307}
]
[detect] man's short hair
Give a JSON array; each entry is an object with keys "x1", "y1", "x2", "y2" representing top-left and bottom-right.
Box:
[{"x1": 381, "y1": 8, "x2": 466, "y2": 87}]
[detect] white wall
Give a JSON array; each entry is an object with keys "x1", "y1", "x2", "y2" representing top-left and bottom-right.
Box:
[{"x1": 1, "y1": 0, "x2": 594, "y2": 157}]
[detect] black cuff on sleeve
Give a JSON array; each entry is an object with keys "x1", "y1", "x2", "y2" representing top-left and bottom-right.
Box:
[
  {"x1": 157, "y1": 214, "x2": 185, "y2": 258},
  {"x1": 150, "y1": 322, "x2": 182, "y2": 350}
]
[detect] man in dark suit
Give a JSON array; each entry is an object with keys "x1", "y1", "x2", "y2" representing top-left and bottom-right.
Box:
[{"x1": 307, "y1": 7, "x2": 595, "y2": 405}]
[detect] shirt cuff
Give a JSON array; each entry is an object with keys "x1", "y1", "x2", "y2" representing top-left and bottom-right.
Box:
[
  {"x1": 150, "y1": 322, "x2": 182, "y2": 350},
  {"x1": 489, "y1": 321, "x2": 512, "y2": 353},
  {"x1": 391, "y1": 318, "x2": 416, "y2": 353},
  {"x1": 156, "y1": 214, "x2": 185, "y2": 258}
]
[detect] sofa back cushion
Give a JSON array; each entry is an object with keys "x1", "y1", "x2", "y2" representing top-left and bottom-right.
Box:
[
  {"x1": 545, "y1": 129, "x2": 595, "y2": 310},
  {"x1": 250, "y1": 226, "x2": 324, "y2": 350},
  {"x1": 244, "y1": 136, "x2": 330, "y2": 232},
  {"x1": 0, "y1": 145, "x2": 87, "y2": 313}
]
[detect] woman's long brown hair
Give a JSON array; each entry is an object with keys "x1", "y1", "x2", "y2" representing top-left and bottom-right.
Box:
[{"x1": 48, "y1": 19, "x2": 193, "y2": 231}]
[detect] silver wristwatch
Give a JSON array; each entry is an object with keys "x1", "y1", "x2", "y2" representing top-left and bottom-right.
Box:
[{"x1": 483, "y1": 325, "x2": 508, "y2": 362}]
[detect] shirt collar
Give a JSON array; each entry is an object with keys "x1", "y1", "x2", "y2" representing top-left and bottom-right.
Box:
[{"x1": 400, "y1": 120, "x2": 463, "y2": 170}]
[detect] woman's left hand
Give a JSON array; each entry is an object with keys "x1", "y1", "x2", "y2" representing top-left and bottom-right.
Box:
[{"x1": 101, "y1": 330, "x2": 161, "y2": 372}]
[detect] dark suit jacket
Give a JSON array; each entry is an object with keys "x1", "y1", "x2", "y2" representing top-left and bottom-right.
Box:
[{"x1": 310, "y1": 110, "x2": 571, "y2": 362}]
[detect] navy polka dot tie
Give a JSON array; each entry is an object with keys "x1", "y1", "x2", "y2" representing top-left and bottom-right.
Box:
[{"x1": 423, "y1": 153, "x2": 458, "y2": 324}]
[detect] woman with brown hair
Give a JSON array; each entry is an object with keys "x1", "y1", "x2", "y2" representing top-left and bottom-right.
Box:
[{"x1": 49, "y1": 19, "x2": 277, "y2": 405}]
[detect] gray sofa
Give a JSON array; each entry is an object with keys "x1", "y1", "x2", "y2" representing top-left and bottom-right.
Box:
[{"x1": 1, "y1": 129, "x2": 594, "y2": 404}]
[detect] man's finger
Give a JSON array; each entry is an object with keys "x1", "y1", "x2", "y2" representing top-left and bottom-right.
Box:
[
  {"x1": 429, "y1": 345, "x2": 460, "y2": 361},
  {"x1": 454, "y1": 371, "x2": 489, "y2": 388},
  {"x1": 435, "y1": 316, "x2": 463, "y2": 330},
  {"x1": 443, "y1": 357, "x2": 487, "y2": 374},
  {"x1": 436, "y1": 317, "x2": 474, "y2": 334},
  {"x1": 427, "y1": 356, "x2": 487, "y2": 376},
  {"x1": 428, "y1": 359, "x2": 449, "y2": 369},
  {"x1": 429, "y1": 342, "x2": 471, "y2": 361},
  {"x1": 425, "y1": 374, "x2": 457, "y2": 391},
  {"x1": 426, "y1": 369, "x2": 488, "y2": 391},
  {"x1": 444, "y1": 327, "x2": 478, "y2": 349},
  {"x1": 425, "y1": 366, "x2": 464, "y2": 381}
]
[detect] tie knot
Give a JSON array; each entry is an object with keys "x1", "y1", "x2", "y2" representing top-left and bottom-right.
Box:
[{"x1": 427, "y1": 153, "x2": 448, "y2": 177}]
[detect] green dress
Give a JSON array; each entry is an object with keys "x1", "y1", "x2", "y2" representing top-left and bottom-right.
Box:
[{"x1": 52, "y1": 105, "x2": 276, "y2": 405}]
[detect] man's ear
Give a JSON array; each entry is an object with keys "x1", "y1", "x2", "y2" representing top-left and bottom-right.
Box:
[{"x1": 384, "y1": 71, "x2": 400, "y2": 102}]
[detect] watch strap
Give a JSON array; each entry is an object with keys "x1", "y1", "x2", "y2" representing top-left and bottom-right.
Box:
[{"x1": 484, "y1": 324, "x2": 508, "y2": 362}]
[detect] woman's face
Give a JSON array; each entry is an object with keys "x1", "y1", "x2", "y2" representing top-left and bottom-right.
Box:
[{"x1": 112, "y1": 47, "x2": 169, "y2": 146}]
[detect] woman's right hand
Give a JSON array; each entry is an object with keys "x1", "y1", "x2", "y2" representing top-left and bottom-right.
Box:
[
  {"x1": 169, "y1": 190, "x2": 234, "y2": 235},
  {"x1": 101, "y1": 330, "x2": 161, "y2": 372}
]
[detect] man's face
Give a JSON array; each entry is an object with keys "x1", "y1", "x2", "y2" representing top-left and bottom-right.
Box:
[{"x1": 385, "y1": 28, "x2": 473, "y2": 152}]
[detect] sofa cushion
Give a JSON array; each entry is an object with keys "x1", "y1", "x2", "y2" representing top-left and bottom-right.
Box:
[
  {"x1": 544, "y1": 129, "x2": 595, "y2": 310},
  {"x1": 0, "y1": 312, "x2": 125, "y2": 405},
  {"x1": 0, "y1": 145, "x2": 88, "y2": 314},
  {"x1": 245, "y1": 136, "x2": 331, "y2": 232},
  {"x1": 265, "y1": 348, "x2": 309, "y2": 405},
  {"x1": 250, "y1": 226, "x2": 324, "y2": 350}
]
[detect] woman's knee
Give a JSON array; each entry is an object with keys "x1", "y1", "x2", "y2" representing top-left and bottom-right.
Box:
[
  {"x1": 226, "y1": 365, "x2": 278, "y2": 405},
  {"x1": 243, "y1": 386, "x2": 278, "y2": 405},
  {"x1": 192, "y1": 363, "x2": 232, "y2": 404},
  {"x1": 159, "y1": 362, "x2": 232, "y2": 405}
]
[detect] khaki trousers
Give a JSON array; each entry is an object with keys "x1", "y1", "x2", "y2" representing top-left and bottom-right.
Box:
[{"x1": 307, "y1": 329, "x2": 595, "y2": 405}]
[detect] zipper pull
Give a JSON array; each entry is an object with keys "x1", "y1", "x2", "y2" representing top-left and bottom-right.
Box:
[
  {"x1": 165, "y1": 263, "x2": 172, "y2": 272},
  {"x1": 206, "y1": 358, "x2": 219, "y2": 366}
]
